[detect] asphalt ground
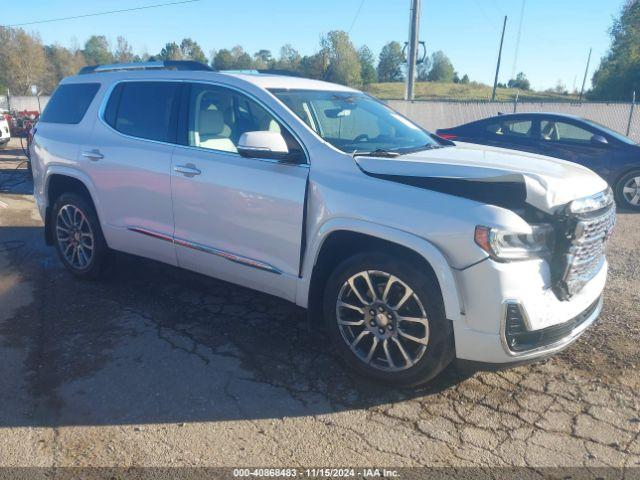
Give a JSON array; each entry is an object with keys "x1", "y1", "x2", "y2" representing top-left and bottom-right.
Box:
[{"x1": 0, "y1": 137, "x2": 638, "y2": 474}]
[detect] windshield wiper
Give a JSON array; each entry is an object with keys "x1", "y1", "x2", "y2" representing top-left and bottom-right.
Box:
[
  {"x1": 406, "y1": 143, "x2": 447, "y2": 153},
  {"x1": 352, "y1": 149, "x2": 401, "y2": 158}
]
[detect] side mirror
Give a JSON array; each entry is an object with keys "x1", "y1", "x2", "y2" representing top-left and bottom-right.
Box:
[
  {"x1": 237, "y1": 131, "x2": 293, "y2": 161},
  {"x1": 591, "y1": 134, "x2": 608, "y2": 146}
]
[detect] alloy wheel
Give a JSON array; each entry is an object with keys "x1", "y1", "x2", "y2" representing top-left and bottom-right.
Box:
[
  {"x1": 56, "y1": 204, "x2": 95, "y2": 270},
  {"x1": 622, "y1": 175, "x2": 640, "y2": 206},
  {"x1": 336, "y1": 270, "x2": 429, "y2": 372}
]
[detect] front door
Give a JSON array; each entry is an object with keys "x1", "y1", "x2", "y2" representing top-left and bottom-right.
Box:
[
  {"x1": 170, "y1": 83, "x2": 308, "y2": 301},
  {"x1": 535, "y1": 119, "x2": 613, "y2": 178}
]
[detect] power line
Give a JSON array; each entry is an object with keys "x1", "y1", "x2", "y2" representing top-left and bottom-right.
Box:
[
  {"x1": 472, "y1": 0, "x2": 499, "y2": 33},
  {"x1": 3, "y1": 0, "x2": 201, "y2": 28},
  {"x1": 347, "y1": 0, "x2": 366, "y2": 33},
  {"x1": 510, "y1": 0, "x2": 526, "y2": 78}
]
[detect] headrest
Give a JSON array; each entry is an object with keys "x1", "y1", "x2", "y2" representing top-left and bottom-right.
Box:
[{"x1": 199, "y1": 109, "x2": 224, "y2": 136}]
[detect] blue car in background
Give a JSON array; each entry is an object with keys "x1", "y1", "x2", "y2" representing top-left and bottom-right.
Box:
[{"x1": 436, "y1": 113, "x2": 640, "y2": 210}]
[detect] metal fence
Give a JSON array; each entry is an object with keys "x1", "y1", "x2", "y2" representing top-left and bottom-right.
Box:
[
  {"x1": 0, "y1": 95, "x2": 49, "y2": 112},
  {"x1": 387, "y1": 100, "x2": 640, "y2": 143},
  {"x1": 1, "y1": 95, "x2": 638, "y2": 143}
]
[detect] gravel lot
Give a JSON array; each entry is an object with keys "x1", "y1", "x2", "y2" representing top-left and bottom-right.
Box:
[{"x1": 1, "y1": 137, "x2": 639, "y2": 471}]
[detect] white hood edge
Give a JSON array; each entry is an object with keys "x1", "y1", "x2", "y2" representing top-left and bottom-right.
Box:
[{"x1": 356, "y1": 142, "x2": 609, "y2": 213}]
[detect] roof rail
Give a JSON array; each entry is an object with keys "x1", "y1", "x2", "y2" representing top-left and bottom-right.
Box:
[
  {"x1": 257, "y1": 69, "x2": 302, "y2": 77},
  {"x1": 217, "y1": 69, "x2": 302, "y2": 78},
  {"x1": 78, "y1": 60, "x2": 213, "y2": 75}
]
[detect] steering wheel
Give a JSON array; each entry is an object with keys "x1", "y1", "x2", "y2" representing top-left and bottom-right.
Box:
[{"x1": 353, "y1": 134, "x2": 369, "y2": 143}]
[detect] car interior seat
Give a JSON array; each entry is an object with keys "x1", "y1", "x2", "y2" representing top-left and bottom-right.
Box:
[
  {"x1": 197, "y1": 108, "x2": 237, "y2": 152},
  {"x1": 541, "y1": 122, "x2": 559, "y2": 141}
]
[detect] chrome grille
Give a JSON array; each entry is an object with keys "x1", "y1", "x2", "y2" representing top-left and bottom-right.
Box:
[{"x1": 560, "y1": 202, "x2": 615, "y2": 298}]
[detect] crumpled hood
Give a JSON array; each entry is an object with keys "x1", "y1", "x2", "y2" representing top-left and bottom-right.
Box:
[{"x1": 356, "y1": 141, "x2": 608, "y2": 213}]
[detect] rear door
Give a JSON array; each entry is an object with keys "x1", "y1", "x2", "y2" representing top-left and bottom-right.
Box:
[
  {"x1": 170, "y1": 82, "x2": 308, "y2": 301},
  {"x1": 85, "y1": 80, "x2": 181, "y2": 265},
  {"x1": 479, "y1": 116, "x2": 540, "y2": 153},
  {"x1": 32, "y1": 82, "x2": 101, "y2": 214},
  {"x1": 534, "y1": 118, "x2": 613, "y2": 177}
]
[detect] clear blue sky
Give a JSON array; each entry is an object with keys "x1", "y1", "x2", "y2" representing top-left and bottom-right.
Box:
[{"x1": 3, "y1": 0, "x2": 624, "y2": 90}]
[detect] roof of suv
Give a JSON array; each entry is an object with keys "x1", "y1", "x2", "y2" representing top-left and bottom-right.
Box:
[{"x1": 64, "y1": 68, "x2": 357, "y2": 93}]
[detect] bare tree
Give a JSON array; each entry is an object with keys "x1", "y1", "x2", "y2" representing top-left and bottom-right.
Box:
[{"x1": 114, "y1": 36, "x2": 135, "y2": 63}]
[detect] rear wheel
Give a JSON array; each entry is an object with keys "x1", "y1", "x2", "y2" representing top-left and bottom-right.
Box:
[
  {"x1": 323, "y1": 252, "x2": 455, "y2": 387},
  {"x1": 615, "y1": 170, "x2": 640, "y2": 211},
  {"x1": 52, "y1": 193, "x2": 110, "y2": 279}
]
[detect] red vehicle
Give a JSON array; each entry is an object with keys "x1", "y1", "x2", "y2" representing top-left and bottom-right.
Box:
[{"x1": 8, "y1": 110, "x2": 40, "y2": 137}]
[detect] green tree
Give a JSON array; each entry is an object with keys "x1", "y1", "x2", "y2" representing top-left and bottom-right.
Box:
[
  {"x1": 231, "y1": 46, "x2": 253, "y2": 69},
  {"x1": 235, "y1": 53, "x2": 253, "y2": 69},
  {"x1": 158, "y1": 42, "x2": 183, "y2": 61},
  {"x1": 180, "y1": 38, "x2": 207, "y2": 64},
  {"x1": 377, "y1": 41, "x2": 405, "y2": 82},
  {"x1": 460, "y1": 73, "x2": 470, "y2": 84},
  {"x1": 321, "y1": 30, "x2": 361, "y2": 86},
  {"x1": 590, "y1": 0, "x2": 640, "y2": 100},
  {"x1": 213, "y1": 49, "x2": 235, "y2": 70},
  {"x1": 416, "y1": 55, "x2": 431, "y2": 81},
  {"x1": 427, "y1": 51, "x2": 455, "y2": 82},
  {"x1": 508, "y1": 72, "x2": 531, "y2": 90},
  {"x1": 253, "y1": 49, "x2": 272, "y2": 69},
  {"x1": 300, "y1": 52, "x2": 327, "y2": 79},
  {"x1": 358, "y1": 46, "x2": 377, "y2": 84},
  {"x1": 83, "y1": 35, "x2": 113, "y2": 65}
]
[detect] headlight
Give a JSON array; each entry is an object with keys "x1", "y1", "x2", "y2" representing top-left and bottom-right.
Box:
[
  {"x1": 569, "y1": 188, "x2": 614, "y2": 214},
  {"x1": 474, "y1": 224, "x2": 554, "y2": 261}
]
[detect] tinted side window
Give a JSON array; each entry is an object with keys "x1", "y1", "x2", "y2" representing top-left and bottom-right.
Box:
[
  {"x1": 40, "y1": 83, "x2": 100, "y2": 124},
  {"x1": 540, "y1": 120, "x2": 593, "y2": 144},
  {"x1": 486, "y1": 119, "x2": 533, "y2": 138},
  {"x1": 107, "y1": 82, "x2": 180, "y2": 143}
]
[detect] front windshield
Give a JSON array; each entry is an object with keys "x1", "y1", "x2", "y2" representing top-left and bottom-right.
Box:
[
  {"x1": 583, "y1": 119, "x2": 637, "y2": 146},
  {"x1": 269, "y1": 89, "x2": 440, "y2": 154}
]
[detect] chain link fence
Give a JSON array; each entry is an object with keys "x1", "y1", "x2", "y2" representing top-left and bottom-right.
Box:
[{"x1": 387, "y1": 100, "x2": 640, "y2": 143}]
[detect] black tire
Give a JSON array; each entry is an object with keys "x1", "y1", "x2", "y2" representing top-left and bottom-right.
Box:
[
  {"x1": 614, "y1": 170, "x2": 640, "y2": 211},
  {"x1": 323, "y1": 252, "x2": 455, "y2": 387},
  {"x1": 51, "y1": 192, "x2": 110, "y2": 279}
]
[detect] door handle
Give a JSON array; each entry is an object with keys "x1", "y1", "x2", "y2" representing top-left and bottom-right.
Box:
[
  {"x1": 174, "y1": 164, "x2": 201, "y2": 177},
  {"x1": 82, "y1": 150, "x2": 104, "y2": 161}
]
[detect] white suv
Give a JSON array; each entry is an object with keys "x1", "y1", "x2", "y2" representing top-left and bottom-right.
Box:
[
  {"x1": 31, "y1": 61, "x2": 615, "y2": 386},
  {"x1": 0, "y1": 113, "x2": 10, "y2": 148}
]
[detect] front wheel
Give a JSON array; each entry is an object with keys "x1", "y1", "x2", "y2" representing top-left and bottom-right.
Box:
[
  {"x1": 323, "y1": 252, "x2": 454, "y2": 387},
  {"x1": 615, "y1": 170, "x2": 640, "y2": 210}
]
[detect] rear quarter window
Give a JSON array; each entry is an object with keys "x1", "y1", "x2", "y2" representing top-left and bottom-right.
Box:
[
  {"x1": 40, "y1": 83, "x2": 100, "y2": 124},
  {"x1": 103, "y1": 81, "x2": 180, "y2": 143}
]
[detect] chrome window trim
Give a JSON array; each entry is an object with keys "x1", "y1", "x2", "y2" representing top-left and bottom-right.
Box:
[
  {"x1": 499, "y1": 295, "x2": 603, "y2": 358},
  {"x1": 126, "y1": 226, "x2": 282, "y2": 275},
  {"x1": 97, "y1": 78, "x2": 310, "y2": 167}
]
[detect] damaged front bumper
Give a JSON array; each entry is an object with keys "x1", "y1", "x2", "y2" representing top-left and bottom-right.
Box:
[{"x1": 451, "y1": 255, "x2": 607, "y2": 364}]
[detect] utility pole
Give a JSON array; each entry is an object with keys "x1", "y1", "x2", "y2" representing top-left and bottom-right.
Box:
[
  {"x1": 492, "y1": 16, "x2": 508, "y2": 102},
  {"x1": 627, "y1": 91, "x2": 636, "y2": 137},
  {"x1": 404, "y1": 0, "x2": 421, "y2": 101},
  {"x1": 579, "y1": 48, "x2": 592, "y2": 102}
]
